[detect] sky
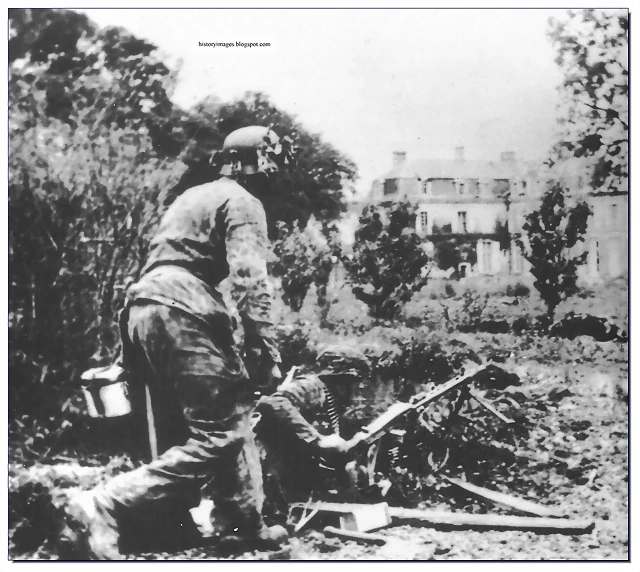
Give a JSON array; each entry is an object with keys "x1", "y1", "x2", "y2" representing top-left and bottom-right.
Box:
[{"x1": 81, "y1": 8, "x2": 565, "y2": 197}]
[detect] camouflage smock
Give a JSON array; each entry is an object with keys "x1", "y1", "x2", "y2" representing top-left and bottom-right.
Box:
[
  {"x1": 126, "y1": 176, "x2": 280, "y2": 364},
  {"x1": 256, "y1": 373, "x2": 340, "y2": 445}
]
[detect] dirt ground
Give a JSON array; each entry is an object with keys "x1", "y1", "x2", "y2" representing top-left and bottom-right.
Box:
[
  {"x1": 144, "y1": 348, "x2": 629, "y2": 561},
  {"x1": 10, "y1": 328, "x2": 628, "y2": 561}
]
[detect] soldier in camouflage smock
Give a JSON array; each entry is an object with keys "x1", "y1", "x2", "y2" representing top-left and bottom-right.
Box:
[
  {"x1": 59, "y1": 127, "x2": 292, "y2": 559},
  {"x1": 254, "y1": 346, "x2": 371, "y2": 520}
]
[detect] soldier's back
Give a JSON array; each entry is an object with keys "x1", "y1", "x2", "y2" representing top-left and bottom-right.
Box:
[{"x1": 141, "y1": 177, "x2": 264, "y2": 289}]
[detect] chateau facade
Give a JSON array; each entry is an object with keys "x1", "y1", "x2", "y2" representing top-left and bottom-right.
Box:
[{"x1": 365, "y1": 148, "x2": 627, "y2": 281}]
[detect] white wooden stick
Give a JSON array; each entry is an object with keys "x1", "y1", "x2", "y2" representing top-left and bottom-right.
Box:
[{"x1": 145, "y1": 384, "x2": 158, "y2": 461}]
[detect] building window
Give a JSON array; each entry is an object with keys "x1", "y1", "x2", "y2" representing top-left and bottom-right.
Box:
[
  {"x1": 458, "y1": 181, "x2": 467, "y2": 195},
  {"x1": 483, "y1": 240, "x2": 493, "y2": 274},
  {"x1": 383, "y1": 179, "x2": 398, "y2": 196},
  {"x1": 595, "y1": 241, "x2": 600, "y2": 273},
  {"x1": 610, "y1": 202, "x2": 619, "y2": 225},
  {"x1": 422, "y1": 180, "x2": 431, "y2": 195},
  {"x1": 457, "y1": 211, "x2": 468, "y2": 233},
  {"x1": 512, "y1": 244, "x2": 523, "y2": 274},
  {"x1": 419, "y1": 212, "x2": 429, "y2": 234}
]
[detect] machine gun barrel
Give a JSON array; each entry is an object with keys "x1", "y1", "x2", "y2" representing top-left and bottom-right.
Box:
[{"x1": 345, "y1": 363, "x2": 491, "y2": 451}]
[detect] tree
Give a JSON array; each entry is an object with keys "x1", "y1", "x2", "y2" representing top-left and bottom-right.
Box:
[
  {"x1": 516, "y1": 184, "x2": 591, "y2": 323},
  {"x1": 547, "y1": 10, "x2": 628, "y2": 191},
  {"x1": 9, "y1": 9, "x2": 182, "y2": 158},
  {"x1": 9, "y1": 10, "x2": 184, "y2": 417},
  {"x1": 213, "y1": 92, "x2": 358, "y2": 235},
  {"x1": 8, "y1": 9, "x2": 357, "y2": 418},
  {"x1": 271, "y1": 220, "x2": 337, "y2": 325},
  {"x1": 343, "y1": 203, "x2": 431, "y2": 321},
  {"x1": 164, "y1": 91, "x2": 358, "y2": 235}
]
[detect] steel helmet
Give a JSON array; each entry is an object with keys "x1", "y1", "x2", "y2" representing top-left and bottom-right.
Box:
[
  {"x1": 316, "y1": 345, "x2": 371, "y2": 381},
  {"x1": 218, "y1": 125, "x2": 292, "y2": 176}
]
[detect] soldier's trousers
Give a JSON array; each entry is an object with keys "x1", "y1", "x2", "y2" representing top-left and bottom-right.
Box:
[{"x1": 91, "y1": 303, "x2": 265, "y2": 549}]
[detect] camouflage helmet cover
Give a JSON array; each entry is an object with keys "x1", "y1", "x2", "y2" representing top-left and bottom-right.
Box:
[
  {"x1": 316, "y1": 345, "x2": 371, "y2": 381},
  {"x1": 217, "y1": 125, "x2": 294, "y2": 176}
]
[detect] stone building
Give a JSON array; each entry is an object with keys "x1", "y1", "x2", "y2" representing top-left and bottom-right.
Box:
[{"x1": 365, "y1": 148, "x2": 627, "y2": 281}]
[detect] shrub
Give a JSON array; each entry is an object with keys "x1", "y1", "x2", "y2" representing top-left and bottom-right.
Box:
[
  {"x1": 9, "y1": 119, "x2": 182, "y2": 419},
  {"x1": 451, "y1": 292, "x2": 489, "y2": 333},
  {"x1": 444, "y1": 283, "x2": 457, "y2": 298},
  {"x1": 512, "y1": 316, "x2": 532, "y2": 334},
  {"x1": 434, "y1": 239, "x2": 460, "y2": 271},
  {"x1": 517, "y1": 184, "x2": 591, "y2": 322},
  {"x1": 343, "y1": 202, "x2": 431, "y2": 321},
  {"x1": 506, "y1": 282, "x2": 531, "y2": 298}
]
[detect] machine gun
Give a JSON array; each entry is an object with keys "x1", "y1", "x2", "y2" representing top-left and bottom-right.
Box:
[{"x1": 344, "y1": 362, "x2": 512, "y2": 454}]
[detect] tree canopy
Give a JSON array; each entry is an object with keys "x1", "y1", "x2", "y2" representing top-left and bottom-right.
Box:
[
  {"x1": 9, "y1": 8, "x2": 357, "y2": 417},
  {"x1": 547, "y1": 9, "x2": 628, "y2": 192},
  {"x1": 10, "y1": 8, "x2": 181, "y2": 157},
  {"x1": 343, "y1": 203, "x2": 431, "y2": 321},
  {"x1": 183, "y1": 91, "x2": 358, "y2": 234},
  {"x1": 9, "y1": 9, "x2": 357, "y2": 230}
]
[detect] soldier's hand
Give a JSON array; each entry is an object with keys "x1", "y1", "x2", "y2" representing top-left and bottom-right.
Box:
[
  {"x1": 265, "y1": 363, "x2": 282, "y2": 388},
  {"x1": 270, "y1": 363, "x2": 282, "y2": 380},
  {"x1": 318, "y1": 434, "x2": 350, "y2": 454}
]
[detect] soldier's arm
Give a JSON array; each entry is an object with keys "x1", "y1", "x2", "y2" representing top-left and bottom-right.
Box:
[
  {"x1": 256, "y1": 394, "x2": 324, "y2": 445},
  {"x1": 224, "y1": 194, "x2": 281, "y2": 365}
]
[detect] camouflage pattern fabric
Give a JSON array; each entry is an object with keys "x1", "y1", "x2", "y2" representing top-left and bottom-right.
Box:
[
  {"x1": 254, "y1": 373, "x2": 345, "y2": 515},
  {"x1": 127, "y1": 176, "x2": 280, "y2": 364},
  {"x1": 260, "y1": 373, "x2": 342, "y2": 440},
  {"x1": 87, "y1": 300, "x2": 267, "y2": 552},
  {"x1": 316, "y1": 345, "x2": 371, "y2": 379}
]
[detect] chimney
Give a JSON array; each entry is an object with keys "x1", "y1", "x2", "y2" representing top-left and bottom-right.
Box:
[
  {"x1": 500, "y1": 151, "x2": 516, "y2": 163},
  {"x1": 392, "y1": 151, "x2": 407, "y2": 166},
  {"x1": 454, "y1": 146, "x2": 465, "y2": 162}
]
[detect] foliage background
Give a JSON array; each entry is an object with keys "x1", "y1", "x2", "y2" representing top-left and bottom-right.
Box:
[{"x1": 9, "y1": 8, "x2": 357, "y2": 422}]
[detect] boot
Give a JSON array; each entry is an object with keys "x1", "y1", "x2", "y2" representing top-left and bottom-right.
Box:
[
  {"x1": 217, "y1": 523, "x2": 289, "y2": 555},
  {"x1": 58, "y1": 490, "x2": 123, "y2": 560}
]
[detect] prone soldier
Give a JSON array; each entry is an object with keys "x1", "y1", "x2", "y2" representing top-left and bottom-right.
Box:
[{"x1": 254, "y1": 345, "x2": 371, "y2": 522}]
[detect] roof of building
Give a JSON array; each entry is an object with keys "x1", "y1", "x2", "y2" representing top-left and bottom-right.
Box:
[
  {"x1": 381, "y1": 161, "x2": 420, "y2": 180},
  {"x1": 378, "y1": 157, "x2": 541, "y2": 182}
]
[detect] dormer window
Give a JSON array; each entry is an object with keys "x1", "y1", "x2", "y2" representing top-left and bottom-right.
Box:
[{"x1": 383, "y1": 179, "x2": 398, "y2": 196}]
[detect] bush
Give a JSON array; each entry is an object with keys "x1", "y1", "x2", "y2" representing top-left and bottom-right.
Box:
[
  {"x1": 271, "y1": 221, "x2": 337, "y2": 317},
  {"x1": 9, "y1": 121, "x2": 182, "y2": 420},
  {"x1": 444, "y1": 283, "x2": 457, "y2": 298},
  {"x1": 506, "y1": 282, "x2": 531, "y2": 298},
  {"x1": 512, "y1": 316, "x2": 532, "y2": 334},
  {"x1": 343, "y1": 202, "x2": 431, "y2": 321},
  {"x1": 518, "y1": 184, "x2": 591, "y2": 321},
  {"x1": 273, "y1": 320, "x2": 481, "y2": 411},
  {"x1": 451, "y1": 292, "x2": 489, "y2": 333}
]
